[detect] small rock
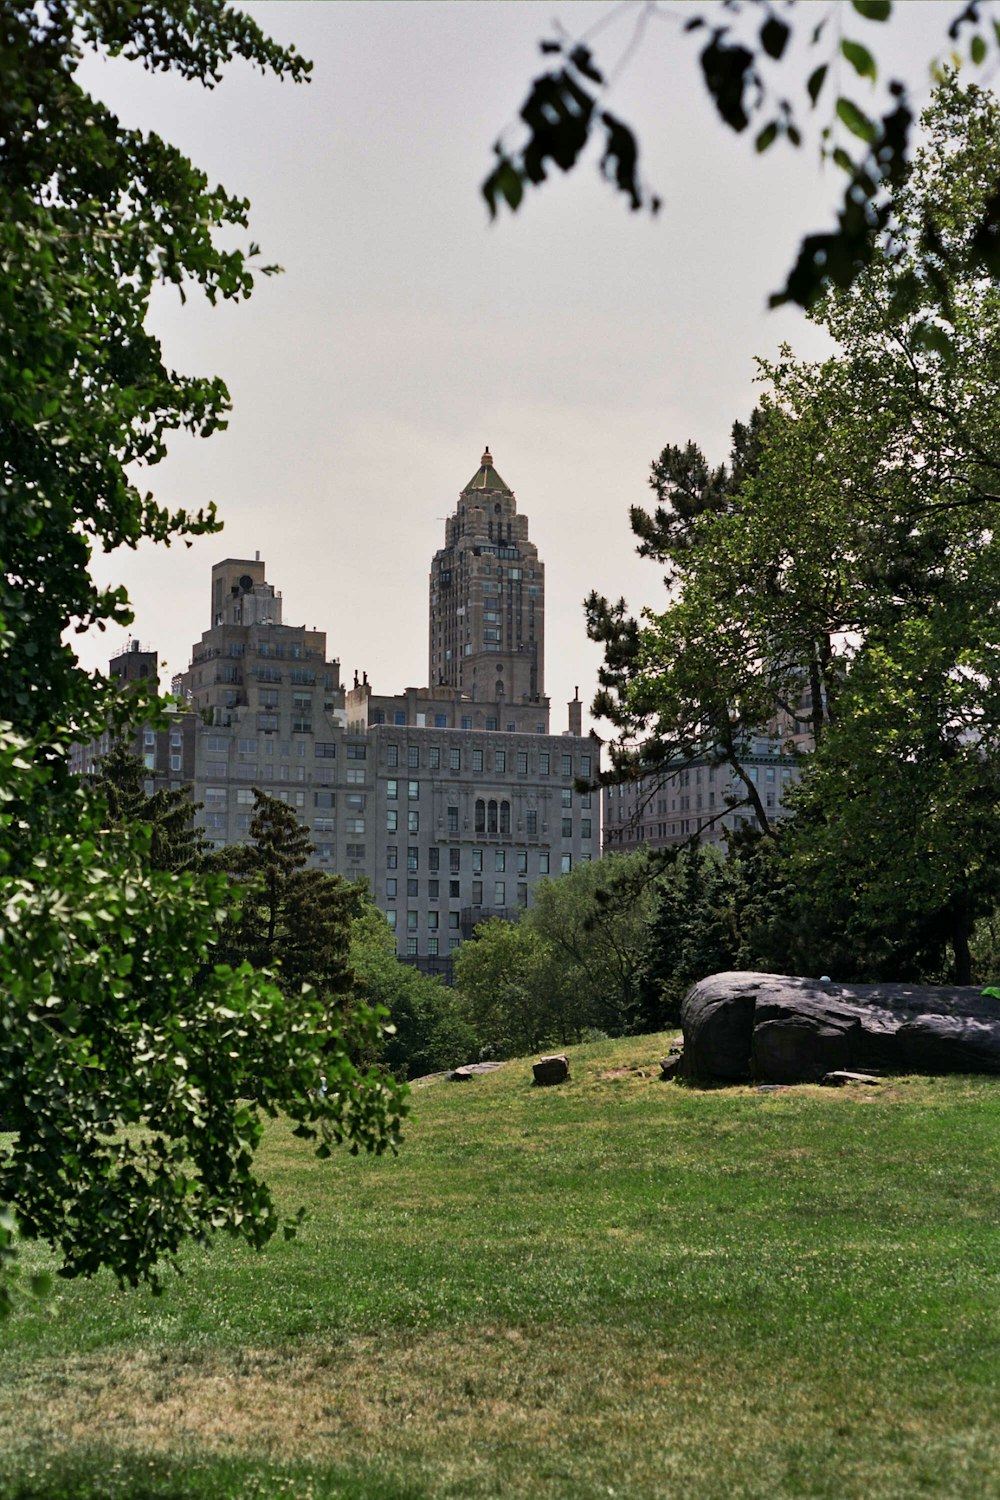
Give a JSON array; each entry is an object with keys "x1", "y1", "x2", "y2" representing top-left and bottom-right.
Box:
[
  {"x1": 448, "y1": 1061, "x2": 504, "y2": 1081},
  {"x1": 532, "y1": 1054, "x2": 569, "y2": 1086},
  {"x1": 821, "y1": 1070, "x2": 882, "y2": 1087},
  {"x1": 660, "y1": 1053, "x2": 684, "y2": 1081}
]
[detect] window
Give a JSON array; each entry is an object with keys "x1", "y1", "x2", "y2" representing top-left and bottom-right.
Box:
[
  {"x1": 407, "y1": 847, "x2": 419, "y2": 872},
  {"x1": 434, "y1": 713, "x2": 447, "y2": 728},
  {"x1": 449, "y1": 748, "x2": 461, "y2": 771},
  {"x1": 346, "y1": 793, "x2": 366, "y2": 811},
  {"x1": 561, "y1": 854, "x2": 572, "y2": 874},
  {"x1": 407, "y1": 878, "x2": 419, "y2": 897},
  {"x1": 407, "y1": 911, "x2": 418, "y2": 932},
  {"x1": 580, "y1": 753, "x2": 592, "y2": 777},
  {"x1": 346, "y1": 843, "x2": 366, "y2": 859},
  {"x1": 394, "y1": 711, "x2": 406, "y2": 726},
  {"x1": 346, "y1": 744, "x2": 366, "y2": 760},
  {"x1": 236, "y1": 789, "x2": 255, "y2": 805},
  {"x1": 429, "y1": 746, "x2": 441, "y2": 769},
  {"x1": 561, "y1": 788, "x2": 572, "y2": 808},
  {"x1": 408, "y1": 811, "x2": 419, "y2": 833},
  {"x1": 386, "y1": 878, "x2": 397, "y2": 899},
  {"x1": 561, "y1": 754, "x2": 572, "y2": 776},
  {"x1": 562, "y1": 817, "x2": 573, "y2": 838},
  {"x1": 386, "y1": 910, "x2": 397, "y2": 931},
  {"x1": 387, "y1": 810, "x2": 398, "y2": 833},
  {"x1": 315, "y1": 790, "x2": 335, "y2": 808},
  {"x1": 494, "y1": 881, "x2": 506, "y2": 905},
  {"x1": 170, "y1": 754, "x2": 182, "y2": 772},
  {"x1": 517, "y1": 883, "x2": 528, "y2": 908},
  {"x1": 387, "y1": 845, "x2": 398, "y2": 869},
  {"x1": 449, "y1": 847, "x2": 461, "y2": 873},
  {"x1": 472, "y1": 880, "x2": 483, "y2": 904},
  {"x1": 581, "y1": 819, "x2": 592, "y2": 839},
  {"x1": 447, "y1": 805, "x2": 459, "y2": 833},
  {"x1": 373, "y1": 709, "x2": 386, "y2": 724},
  {"x1": 539, "y1": 852, "x2": 550, "y2": 874},
  {"x1": 294, "y1": 791, "x2": 305, "y2": 807},
  {"x1": 495, "y1": 850, "x2": 506, "y2": 872},
  {"x1": 427, "y1": 937, "x2": 439, "y2": 956},
  {"x1": 170, "y1": 731, "x2": 182, "y2": 749},
  {"x1": 428, "y1": 879, "x2": 439, "y2": 899},
  {"x1": 143, "y1": 730, "x2": 156, "y2": 748},
  {"x1": 408, "y1": 780, "x2": 419, "y2": 800},
  {"x1": 486, "y1": 717, "x2": 497, "y2": 731},
  {"x1": 406, "y1": 937, "x2": 418, "y2": 956},
  {"x1": 495, "y1": 750, "x2": 506, "y2": 773},
  {"x1": 346, "y1": 767, "x2": 365, "y2": 784},
  {"x1": 204, "y1": 760, "x2": 226, "y2": 777},
  {"x1": 204, "y1": 787, "x2": 227, "y2": 805},
  {"x1": 206, "y1": 735, "x2": 229, "y2": 754},
  {"x1": 539, "y1": 752, "x2": 550, "y2": 775},
  {"x1": 429, "y1": 847, "x2": 440, "y2": 872},
  {"x1": 517, "y1": 851, "x2": 527, "y2": 874},
  {"x1": 472, "y1": 748, "x2": 484, "y2": 773},
  {"x1": 346, "y1": 817, "x2": 364, "y2": 834},
  {"x1": 387, "y1": 744, "x2": 399, "y2": 767},
  {"x1": 314, "y1": 816, "x2": 335, "y2": 833},
  {"x1": 517, "y1": 751, "x2": 528, "y2": 775},
  {"x1": 449, "y1": 879, "x2": 460, "y2": 899},
  {"x1": 526, "y1": 809, "x2": 538, "y2": 837},
  {"x1": 449, "y1": 912, "x2": 460, "y2": 930},
  {"x1": 407, "y1": 745, "x2": 419, "y2": 769},
  {"x1": 427, "y1": 911, "x2": 439, "y2": 931},
  {"x1": 500, "y1": 800, "x2": 511, "y2": 835},
  {"x1": 472, "y1": 849, "x2": 482, "y2": 873},
  {"x1": 315, "y1": 742, "x2": 337, "y2": 758},
  {"x1": 460, "y1": 715, "x2": 472, "y2": 730}
]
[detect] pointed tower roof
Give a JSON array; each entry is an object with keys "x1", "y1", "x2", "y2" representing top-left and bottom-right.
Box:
[{"x1": 463, "y1": 446, "x2": 512, "y2": 494}]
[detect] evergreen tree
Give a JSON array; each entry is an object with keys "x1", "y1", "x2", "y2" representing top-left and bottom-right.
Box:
[{"x1": 91, "y1": 740, "x2": 207, "y2": 872}]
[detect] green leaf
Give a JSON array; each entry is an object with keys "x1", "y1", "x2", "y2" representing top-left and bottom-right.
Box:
[
  {"x1": 756, "y1": 121, "x2": 778, "y2": 154},
  {"x1": 836, "y1": 96, "x2": 878, "y2": 143},
  {"x1": 841, "y1": 39, "x2": 877, "y2": 81},
  {"x1": 851, "y1": 0, "x2": 891, "y2": 18},
  {"x1": 760, "y1": 17, "x2": 790, "y2": 60},
  {"x1": 808, "y1": 65, "x2": 828, "y2": 106},
  {"x1": 971, "y1": 33, "x2": 987, "y2": 65}
]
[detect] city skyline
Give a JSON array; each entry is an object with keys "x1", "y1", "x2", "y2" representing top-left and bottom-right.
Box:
[{"x1": 70, "y1": 2, "x2": 962, "y2": 727}]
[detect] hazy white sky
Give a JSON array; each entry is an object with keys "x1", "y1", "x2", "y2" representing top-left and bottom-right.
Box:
[{"x1": 74, "y1": 1, "x2": 971, "y2": 731}]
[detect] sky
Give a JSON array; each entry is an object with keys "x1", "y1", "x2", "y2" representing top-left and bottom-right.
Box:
[{"x1": 73, "y1": 1, "x2": 972, "y2": 734}]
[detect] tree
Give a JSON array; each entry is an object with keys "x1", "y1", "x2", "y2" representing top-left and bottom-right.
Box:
[
  {"x1": 91, "y1": 739, "x2": 208, "y2": 872},
  {"x1": 0, "y1": 4, "x2": 404, "y2": 1313},
  {"x1": 350, "y1": 907, "x2": 478, "y2": 1079},
  {"x1": 484, "y1": 1, "x2": 1000, "y2": 309},
  {"x1": 215, "y1": 790, "x2": 361, "y2": 1001},
  {"x1": 453, "y1": 851, "x2": 660, "y2": 1053},
  {"x1": 593, "y1": 77, "x2": 1000, "y2": 985}
]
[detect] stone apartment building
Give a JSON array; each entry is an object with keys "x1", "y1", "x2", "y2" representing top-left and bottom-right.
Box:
[
  {"x1": 602, "y1": 736, "x2": 802, "y2": 855},
  {"x1": 165, "y1": 450, "x2": 596, "y2": 973}
]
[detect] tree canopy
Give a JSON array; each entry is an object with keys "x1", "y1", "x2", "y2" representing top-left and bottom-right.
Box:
[
  {"x1": 590, "y1": 75, "x2": 1000, "y2": 984},
  {"x1": 0, "y1": 3, "x2": 405, "y2": 1315}
]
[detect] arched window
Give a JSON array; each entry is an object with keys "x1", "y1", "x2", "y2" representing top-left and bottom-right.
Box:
[
  {"x1": 500, "y1": 800, "x2": 511, "y2": 835},
  {"x1": 487, "y1": 799, "x2": 498, "y2": 834},
  {"x1": 475, "y1": 799, "x2": 485, "y2": 833}
]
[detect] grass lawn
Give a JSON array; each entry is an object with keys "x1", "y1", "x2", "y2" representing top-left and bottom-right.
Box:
[{"x1": 2, "y1": 1033, "x2": 1000, "y2": 1499}]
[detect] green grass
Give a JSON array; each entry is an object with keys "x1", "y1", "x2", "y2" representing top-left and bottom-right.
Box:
[{"x1": 3, "y1": 1035, "x2": 1000, "y2": 1498}]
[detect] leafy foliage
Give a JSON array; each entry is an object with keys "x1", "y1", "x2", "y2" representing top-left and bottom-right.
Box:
[
  {"x1": 453, "y1": 851, "x2": 659, "y2": 1054},
  {"x1": 484, "y1": 1, "x2": 1000, "y2": 308},
  {"x1": 0, "y1": 4, "x2": 407, "y2": 1313},
  {"x1": 591, "y1": 77, "x2": 1000, "y2": 986}
]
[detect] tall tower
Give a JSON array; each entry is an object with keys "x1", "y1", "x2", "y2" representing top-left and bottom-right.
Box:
[{"x1": 429, "y1": 448, "x2": 546, "y2": 714}]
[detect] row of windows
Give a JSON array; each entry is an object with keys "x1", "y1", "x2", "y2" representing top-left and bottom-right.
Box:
[
  {"x1": 385, "y1": 846, "x2": 575, "y2": 876},
  {"x1": 385, "y1": 744, "x2": 589, "y2": 777}
]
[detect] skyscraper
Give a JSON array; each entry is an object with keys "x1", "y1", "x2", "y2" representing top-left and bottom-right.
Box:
[{"x1": 429, "y1": 448, "x2": 545, "y2": 717}]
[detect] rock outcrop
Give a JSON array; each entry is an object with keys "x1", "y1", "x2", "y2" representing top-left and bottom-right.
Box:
[{"x1": 681, "y1": 972, "x2": 1000, "y2": 1083}]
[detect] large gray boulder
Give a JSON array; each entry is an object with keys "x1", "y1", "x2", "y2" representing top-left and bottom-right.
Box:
[{"x1": 681, "y1": 972, "x2": 1000, "y2": 1083}]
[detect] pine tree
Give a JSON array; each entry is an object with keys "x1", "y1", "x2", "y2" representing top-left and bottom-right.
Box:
[{"x1": 92, "y1": 740, "x2": 207, "y2": 873}]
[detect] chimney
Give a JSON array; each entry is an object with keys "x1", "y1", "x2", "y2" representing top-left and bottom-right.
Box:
[{"x1": 568, "y1": 686, "x2": 582, "y2": 737}]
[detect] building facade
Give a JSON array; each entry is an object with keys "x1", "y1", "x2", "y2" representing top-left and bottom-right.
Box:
[
  {"x1": 163, "y1": 452, "x2": 595, "y2": 974},
  {"x1": 602, "y1": 735, "x2": 801, "y2": 854}
]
